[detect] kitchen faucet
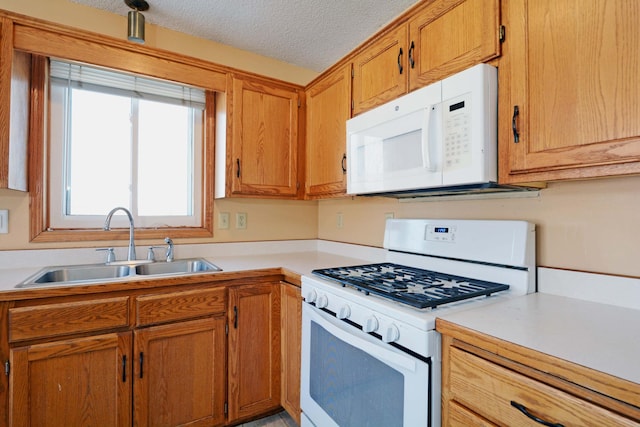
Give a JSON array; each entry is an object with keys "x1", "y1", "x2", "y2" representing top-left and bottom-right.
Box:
[{"x1": 103, "y1": 207, "x2": 137, "y2": 261}]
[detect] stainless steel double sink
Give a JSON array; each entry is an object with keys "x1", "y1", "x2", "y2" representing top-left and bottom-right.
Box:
[{"x1": 17, "y1": 258, "x2": 221, "y2": 288}]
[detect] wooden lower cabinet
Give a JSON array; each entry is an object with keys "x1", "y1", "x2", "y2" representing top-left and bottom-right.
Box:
[
  {"x1": 227, "y1": 282, "x2": 281, "y2": 423},
  {"x1": 9, "y1": 332, "x2": 132, "y2": 427},
  {"x1": 439, "y1": 321, "x2": 640, "y2": 426},
  {"x1": 280, "y1": 283, "x2": 302, "y2": 424},
  {"x1": 134, "y1": 316, "x2": 227, "y2": 427}
]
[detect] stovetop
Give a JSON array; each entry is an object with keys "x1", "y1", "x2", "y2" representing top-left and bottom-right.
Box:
[{"x1": 312, "y1": 262, "x2": 510, "y2": 309}]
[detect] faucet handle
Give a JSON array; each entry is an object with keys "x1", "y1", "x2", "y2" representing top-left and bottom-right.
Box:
[
  {"x1": 164, "y1": 237, "x2": 174, "y2": 262},
  {"x1": 96, "y1": 247, "x2": 116, "y2": 264},
  {"x1": 146, "y1": 246, "x2": 164, "y2": 261}
]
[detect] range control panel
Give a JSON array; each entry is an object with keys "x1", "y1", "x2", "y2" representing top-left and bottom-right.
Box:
[{"x1": 425, "y1": 225, "x2": 456, "y2": 243}]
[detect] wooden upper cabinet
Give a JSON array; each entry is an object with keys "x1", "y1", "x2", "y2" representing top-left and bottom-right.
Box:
[
  {"x1": 352, "y1": 26, "x2": 408, "y2": 115},
  {"x1": 408, "y1": 0, "x2": 501, "y2": 90},
  {"x1": 0, "y1": 18, "x2": 29, "y2": 191},
  {"x1": 350, "y1": 0, "x2": 501, "y2": 115},
  {"x1": 229, "y1": 75, "x2": 300, "y2": 198},
  {"x1": 500, "y1": 0, "x2": 640, "y2": 183},
  {"x1": 305, "y1": 65, "x2": 351, "y2": 198}
]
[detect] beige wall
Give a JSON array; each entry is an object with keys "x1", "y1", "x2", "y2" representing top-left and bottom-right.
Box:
[{"x1": 319, "y1": 175, "x2": 640, "y2": 278}]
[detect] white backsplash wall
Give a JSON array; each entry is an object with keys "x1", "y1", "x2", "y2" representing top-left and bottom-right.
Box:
[{"x1": 318, "y1": 175, "x2": 640, "y2": 278}]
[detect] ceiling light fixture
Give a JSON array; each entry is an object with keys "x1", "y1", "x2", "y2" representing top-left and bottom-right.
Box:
[{"x1": 125, "y1": 0, "x2": 149, "y2": 44}]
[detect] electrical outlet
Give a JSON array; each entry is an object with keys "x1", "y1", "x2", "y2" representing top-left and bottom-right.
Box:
[
  {"x1": 218, "y1": 212, "x2": 230, "y2": 229},
  {"x1": 336, "y1": 213, "x2": 344, "y2": 229},
  {"x1": 384, "y1": 212, "x2": 395, "y2": 220},
  {"x1": 0, "y1": 210, "x2": 7, "y2": 234},
  {"x1": 236, "y1": 212, "x2": 247, "y2": 229}
]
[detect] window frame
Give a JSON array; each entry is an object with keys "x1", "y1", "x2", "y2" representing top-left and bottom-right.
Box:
[{"x1": 20, "y1": 25, "x2": 226, "y2": 242}]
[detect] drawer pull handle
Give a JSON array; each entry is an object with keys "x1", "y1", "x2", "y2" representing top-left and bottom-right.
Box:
[
  {"x1": 408, "y1": 41, "x2": 415, "y2": 68},
  {"x1": 341, "y1": 153, "x2": 347, "y2": 174},
  {"x1": 512, "y1": 105, "x2": 520, "y2": 143},
  {"x1": 122, "y1": 355, "x2": 127, "y2": 383},
  {"x1": 511, "y1": 401, "x2": 564, "y2": 427},
  {"x1": 397, "y1": 47, "x2": 403, "y2": 74},
  {"x1": 139, "y1": 352, "x2": 144, "y2": 379}
]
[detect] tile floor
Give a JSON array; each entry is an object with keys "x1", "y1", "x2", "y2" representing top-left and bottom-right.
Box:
[{"x1": 239, "y1": 411, "x2": 298, "y2": 427}]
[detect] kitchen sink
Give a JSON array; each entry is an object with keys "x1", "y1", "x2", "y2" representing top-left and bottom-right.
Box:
[
  {"x1": 135, "y1": 258, "x2": 221, "y2": 275},
  {"x1": 16, "y1": 258, "x2": 221, "y2": 288}
]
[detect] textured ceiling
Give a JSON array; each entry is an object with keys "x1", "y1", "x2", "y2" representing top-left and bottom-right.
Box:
[{"x1": 70, "y1": 0, "x2": 420, "y2": 72}]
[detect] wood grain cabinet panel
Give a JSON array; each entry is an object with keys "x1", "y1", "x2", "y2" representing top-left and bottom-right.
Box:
[
  {"x1": 280, "y1": 283, "x2": 302, "y2": 424},
  {"x1": 447, "y1": 346, "x2": 639, "y2": 426},
  {"x1": 500, "y1": 0, "x2": 640, "y2": 183},
  {"x1": 408, "y1": 0, "x2": 501, "y2": 91},
  {"x1": 136, "y1": 287, "x2": 226, "y2": 326},
  {"x1": 305, "y1": 65, "x2": 351, "y2": 198},
  {"x1": 9, "y1": 332, "x2": 132, "y2": 427},
  {"x1": 227, "y1": 282, "x2": 281, "y2": 423},
  {"x1": 229, "y1": 75, "x2": 300, "y2": 198},
  {"x1": 350, "y1": 0, "x2": 501, "y2": 115},
  {"x1": 133, "y1": 316, "x2": 226, "y2": 427},
  {"x1": 352, "y1": 25, "x2": 408, "y2": 115},
  {"x1": 8, "y1": 296, "x2": 129, "y2": 342}
]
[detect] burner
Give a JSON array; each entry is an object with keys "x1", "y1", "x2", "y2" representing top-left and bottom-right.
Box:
[{"x1": 312, "y1": 263, "x2": 509, "y2": 309}]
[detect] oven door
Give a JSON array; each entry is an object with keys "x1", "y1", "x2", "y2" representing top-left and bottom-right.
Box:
[{"x1": 301, "y1": 303, "x2": 432, "y2": 427}]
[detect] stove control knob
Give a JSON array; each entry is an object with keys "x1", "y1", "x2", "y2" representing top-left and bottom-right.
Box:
[
  {"x1": 383, "y1": 324, "x2": 400, "y2": 343},
  {"x1": 363, "y1": 316, "x2": 379, "y2": 333},
  {"x1": 337, "y1": 305, "x2": 351, "y2": 320},
  {"x1": 305, "y1": 289, "x2": 317, "y2": 304},
  {"x1": 316, "y1": 294, "x2": 329, "y2": 309}
]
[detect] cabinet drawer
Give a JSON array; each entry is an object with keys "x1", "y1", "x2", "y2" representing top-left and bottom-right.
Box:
[
  {"x1": 449, "y1": 346, "x2": 637, "y2": 427},
  {"x1": 136, "y1": 287, "x2": 226, "y2": 326},
  {"x1": 9, "y1": 297, "x2": 130, "y2": 342}
]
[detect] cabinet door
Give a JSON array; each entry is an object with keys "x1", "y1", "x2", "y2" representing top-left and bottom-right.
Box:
[
  {"x1": 501, "y1": 0, "x2": 640, "y2": 183},
  {"x1": 9, "y1": 332, "x2": 132, "y2": 427},
  {"x1": 280, "y1": 283, "x2": 302, "y2": 424},
  {"x1": 230, "y1": 76, "x2": 300, "y2": 198},
  {"x1": 228, "y1": 283, "x2": 281, "y2": 423},
  {"x1": 305, "y1": 65, "x2": 351, "y2": 198},
  {"x1": 133, "y1": 316, "x2": 226, "y2": 427},
  {"x1": 352, "y1": 25, "x2": 408, "y2": 115},
  {"x1": 408, "y1": 0, "x2": 501, "y2": 90}
]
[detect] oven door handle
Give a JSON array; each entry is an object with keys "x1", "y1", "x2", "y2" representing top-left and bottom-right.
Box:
[{"x1": 303, "y1": 304, "x2": 419, "y2": 372}]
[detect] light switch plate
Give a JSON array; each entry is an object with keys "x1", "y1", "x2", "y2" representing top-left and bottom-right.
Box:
[{"x1": 0, "y1": 210, "x2": 8, "y2": 234}]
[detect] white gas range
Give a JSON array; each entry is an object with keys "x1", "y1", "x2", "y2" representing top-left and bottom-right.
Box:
[{"x1": 300, "y1": 219, "x2": 536, "y2": 427}]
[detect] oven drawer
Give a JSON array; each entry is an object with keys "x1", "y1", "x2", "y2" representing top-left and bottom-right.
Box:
[{"x1": 449, "y1": 346, "x2": 637, "y2": 426}]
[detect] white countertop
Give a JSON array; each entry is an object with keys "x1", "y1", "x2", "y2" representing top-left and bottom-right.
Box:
[{"x1": 437, "y1": 292, "x2": 640, "y2": 385}]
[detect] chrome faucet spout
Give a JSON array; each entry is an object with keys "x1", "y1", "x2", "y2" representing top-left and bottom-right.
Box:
[{"x1": 104, "y1": 207, "x2": 137, "y2": 261}]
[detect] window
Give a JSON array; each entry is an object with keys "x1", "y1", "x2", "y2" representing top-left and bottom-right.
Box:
[{"x1": 48, "y1": 59, "x2": 204, "y2": 229}]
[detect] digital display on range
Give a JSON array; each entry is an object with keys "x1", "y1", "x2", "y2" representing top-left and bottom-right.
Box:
[
  {"x1": 434, "y1": 227, "x2": 449, "y2": 233},
  {"x1": 449, "y1": 101, "x2": 465, "y2": 112}
]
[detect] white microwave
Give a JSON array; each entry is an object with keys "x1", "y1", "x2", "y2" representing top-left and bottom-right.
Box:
[{"x1": 346, "y1": 63, "x2": 498, "y2": 197}]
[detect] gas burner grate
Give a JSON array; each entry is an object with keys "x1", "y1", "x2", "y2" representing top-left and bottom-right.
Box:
[{"x1": 312, "y1": 262, "x2": 509, "y2": 309}]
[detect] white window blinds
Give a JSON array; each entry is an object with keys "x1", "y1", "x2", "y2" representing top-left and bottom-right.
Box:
[{"x1": 49, "y1": 59, "x2": 206, "y2": 108}]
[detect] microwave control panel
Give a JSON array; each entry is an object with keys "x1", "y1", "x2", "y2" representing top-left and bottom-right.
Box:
[{"x1": 443, "y1": 93, "x2": 471, "y2": 171}]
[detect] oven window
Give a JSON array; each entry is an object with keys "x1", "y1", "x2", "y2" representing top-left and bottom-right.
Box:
[{"x1": 310, "y1": 321, "x2": 404, "y2": 427}]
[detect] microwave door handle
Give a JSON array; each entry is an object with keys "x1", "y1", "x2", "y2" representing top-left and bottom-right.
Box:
[{"x1": 422, "y1": 104, "x2": 441, "y2": 171}]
